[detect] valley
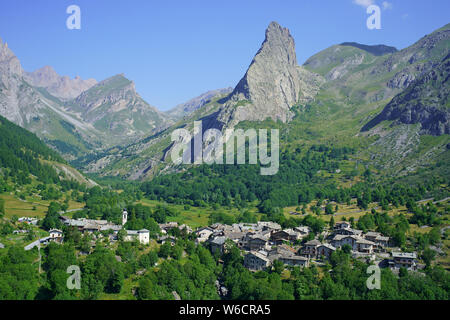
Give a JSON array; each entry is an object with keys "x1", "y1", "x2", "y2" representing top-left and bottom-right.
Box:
[{"x1": 0, "y1": 18, "x2": 449, "y2": 301}]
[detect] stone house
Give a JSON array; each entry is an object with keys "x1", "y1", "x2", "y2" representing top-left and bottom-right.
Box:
[
  {"x1": 364, "y1": 231, "x2": 390, "y2": 248},
  {"x1": 125, "y1": 229, "x2": 150, "y2": 245},
  {"x1": 244, "y1": 251, "x2": 271, "y2": 271},
  {"x1": 195, "y1": 227, "x2": 214, "y2": 243},
  {"x1": 389, "y1": 252, "x2": 418, "y2": 271},
  {"x1": 49, "y1": 229, "x2": 64, "y2": 243},
  {"x1": 209, "y1": 236, "x2": 227, "y2": 254},
  {"x1": 316, "y1": 243, "x2": 336, "y2": 259},
  {"x1": 299, "y1": 239, "x2": 321, "y2": 258}
]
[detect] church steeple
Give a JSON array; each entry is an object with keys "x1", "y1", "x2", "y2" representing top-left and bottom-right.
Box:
[{"x1": 122, "y1": 209, "x2": 128, "y2": 226}]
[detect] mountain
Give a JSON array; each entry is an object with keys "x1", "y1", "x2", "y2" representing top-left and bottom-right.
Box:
[
  {"x1": 0, "y1": 114, "x2": 96, "y2": 187},
  {"x1": 298, "y1": 23, "x2": 449, "y2": 176},
  {"x1": 0, "y1": 38, "x2": 103, "y2": 159},
  {"x1": 24, "y1": 66, "x2": 97, "y2": 100},
  {"x1": 77, "y1": 22, "x2": 450, "y2": 181},
  {"x1": 0, "y1": 38, "x2": 27, "y2": 124},
  {"x1": 304, "y1": 23, "x2": 450, "y2": 105},
  {"x1": 362, "y1": 53, "x2": 449, "y2": 136},
  {"x1": 165, "y1": 87, "x2": 233, "y2": 120},
  {"x1": 0, "y1": 39, "x2": 173, "y2": 159},
  {"x1": 214, "y1": 21, "x2": 323, "y2": 128},
  {"x1": 66, "y1": 74, "x2": 170, "y2": 145}
]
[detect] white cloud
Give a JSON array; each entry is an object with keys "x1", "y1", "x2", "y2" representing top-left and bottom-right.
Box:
[
  {"x1": 353, "y1": 0, "x2": 375, "y2": 7},
  {"x1": 382, "y1": 1, "x2": 393, "y2": 10}
]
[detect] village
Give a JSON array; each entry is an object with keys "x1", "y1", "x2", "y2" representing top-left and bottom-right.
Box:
[
  {"x1": 14, "y1": 208, "x2": 419, "y2": 274},
  {"x1": 194, "y1": 220, "x2": 418, "y2": 272}
]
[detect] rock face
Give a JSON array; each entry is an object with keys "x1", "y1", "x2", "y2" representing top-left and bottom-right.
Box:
[
  {"x1": 216, "y1": 21, "x2": 311, "y2": 127},
  {"x1": 0, "y1": 39, "x2": 170, "y2": 157},
  {"x1": 0, "y1": 38, "x2": 25, "y2": 125},
  {"x1": 0, "y1": 39, "x2": 102, "y2": 158},
  {"x1": 362, "y1": 53, "x2": 450, "y2": 136},
  {"x1": 0, "y1": 39, "x2": 23, "y2": 77},
  {"x1": 76, "y1": 22, "x2": 449, "y2": 180},
  {"x1": 25, "y1": 66, "x2": 97, "y2": 100},
  {"x1": 68, "y1": 74, "x2": 170, "y2": 142}
]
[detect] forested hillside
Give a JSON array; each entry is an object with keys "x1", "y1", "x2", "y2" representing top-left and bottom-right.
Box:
[{"x1": 0, "y1": 115, "x2": 64, "y2": 186}]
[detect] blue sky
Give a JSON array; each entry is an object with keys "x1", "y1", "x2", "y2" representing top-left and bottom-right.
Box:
[{"x1": 0, "y1": 0, "x2": 449, "y2": 110}]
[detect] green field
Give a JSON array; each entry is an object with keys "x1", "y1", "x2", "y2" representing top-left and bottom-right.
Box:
[
  {"x1": 137, "y1": 198, "x2": 259, "y2": 229},
  {"x1": 0, "y1": 193, "x2": 85, "y2": 219}
]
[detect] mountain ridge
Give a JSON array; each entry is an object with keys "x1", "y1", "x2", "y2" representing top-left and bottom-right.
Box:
[
  {"x1": 1, "y1": 22, "x2": 449, "y2": 181},
  {"x1": 77, "y1": 21, "x2": 449, "y2": 180},
  {"x1": 0, "y1": 40, "x2": 174, "y2": 158},
  {"x1": 24, "y1": 65, "x2": 97, "y2": 100},
  {"x1": 165, "y1": 87, "x2": 233, "y2": 120},
  {"x1": 362, "y1": 53, "x2": 450, "y2": 136}
]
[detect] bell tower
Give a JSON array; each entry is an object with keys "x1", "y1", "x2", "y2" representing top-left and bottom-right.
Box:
[{"x1": 122, "y1": 209, "x2": 128, "y2": 226}]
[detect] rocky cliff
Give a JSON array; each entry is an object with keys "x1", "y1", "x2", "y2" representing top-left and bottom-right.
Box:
[
  {"x1": 214, "y1": 21, "x2": 322, "y2": 128},
  {"x1": 68, "y1": 74, "x2": 170, "y2": 143},
  {"x1": 362, "y1": 53, "x2": 450, "y2": 136},
  {"x1": 25, "y1": 66, "x2": 97, "y2": 100},
  {"x1": 165, "y1": 87, "x2": 233, "y2": 120}
]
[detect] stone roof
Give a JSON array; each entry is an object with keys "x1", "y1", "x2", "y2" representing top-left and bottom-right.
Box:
[
  {"x1": 294, "y1": 226, "x2": 310, "y2": 233},
  {"x1": 196, "y1": 226, "x2": 214, "y2": 234},
  {"x1": 318, "y1": 243, "x2": 336, "y2": 251},
  {"x1": 257, "y1": 221, "x2": 281, "y2": 230},
  {"x1": 279, "y1": 254, "x2": 308, "y2": 261},
  {"x1": 348, "y1": 228, "x2": 363, "y2": 235},
  {"x1": 100, "y1": 224, "x2": 122, "y2": 231},
  {"x1": 249, "y1": 234, "x2": 269, "y2": 242},
  {"x1": 365, "y1": 231, "x2": 382, "y2": 237},
  {"x1": 305, "y1": 239, "x2": 321, "y2": 246},
  {"x1": 210, "y1": 236, "x2": 227, "y2": 246},
  {"x1": 356, "y1": 238, "x2": 376, "y2": 245},
  {"x1": 281, "y1": 229, "x2": 300, "y2": 236},
  {"x1": 247, "y1": 251, "x2": 270, "y2": 263},
  {"x1": 332, "y1": 234, "x2": 358, "y2": 241},
  {"x1": 84, "y1": 223, "x2": 100, "y2": 230},
  {"x1": 392, "y1": 252, "x2": 417, "y2": 259},
  {"x1": 335, "y1": 221, "x2": 351, "y2": 228},
  {"x1": 224, "y1": 231, "x2": 246, "y2": 240}
]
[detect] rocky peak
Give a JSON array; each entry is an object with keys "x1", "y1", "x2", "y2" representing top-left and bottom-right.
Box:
[
  {"x1": 68, "y1": 73, "x2": 169, "y2": 144},
  {"x1": 231, "y1": 21, "x2": 299, "y2": 99},
  {"x1": 27, "y1": 65, "x2": 59, "y2": 84},
  {"x1": 24, "y1": 65, "x2": 97, "y2": 100},
  {"x1": 220, "y1": 21, "x2": 303, "y2": 125},
  {"x1": 103, "y1": 74, "x2": 135, "y2": 91},
  {"x1": 73, "y1": 74, "x2": 136, "y2": 111},
  {"x1": 0, "y1": 38, "x2": 23, "y2": 77},
  {"x1": 260, "y1": 21, "x2": 298, "y2": 66}
]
